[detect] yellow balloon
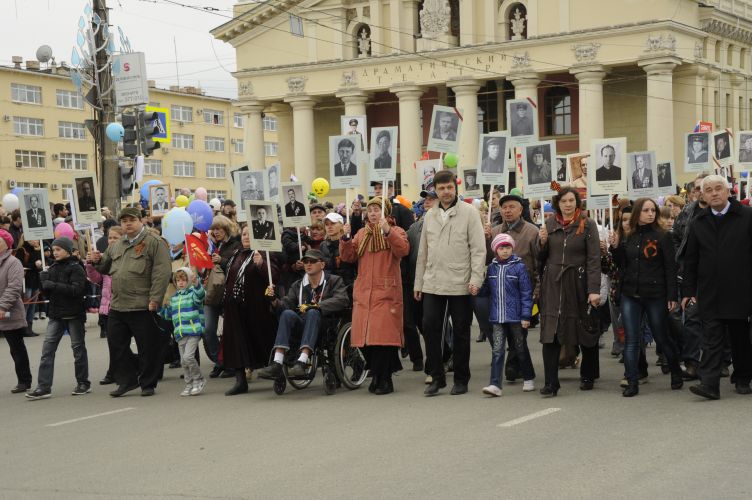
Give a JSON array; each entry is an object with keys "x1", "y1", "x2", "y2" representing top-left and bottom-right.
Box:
[
  {"x1": 175, "y1": 195, "x2": 189, "y2": 208},
  {"x1": 312, "y1": 177, "x2": 330, "y2": 198}
]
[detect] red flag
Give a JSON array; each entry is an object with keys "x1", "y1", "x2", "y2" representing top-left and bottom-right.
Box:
[{"x1": 185, "y1": 234, "x2": 213, "y2": 270}]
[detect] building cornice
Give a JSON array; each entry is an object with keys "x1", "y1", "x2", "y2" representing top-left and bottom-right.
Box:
[{"x1": 699, "y1": 6, "x2": 752, "y2": 44}]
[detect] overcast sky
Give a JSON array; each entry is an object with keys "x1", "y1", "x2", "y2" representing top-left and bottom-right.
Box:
[{"x1": 0, "y1": 0, "x2": 243, "y2": 98}]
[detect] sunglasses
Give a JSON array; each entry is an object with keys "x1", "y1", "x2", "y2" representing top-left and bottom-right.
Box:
[{"x1": 302, "y1": 259, "x2": 321, "y2": 264}]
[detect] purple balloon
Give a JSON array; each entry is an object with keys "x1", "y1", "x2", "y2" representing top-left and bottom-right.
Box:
[{"x1": 186, "y1": 200, "x2": 213, "y2": 232}]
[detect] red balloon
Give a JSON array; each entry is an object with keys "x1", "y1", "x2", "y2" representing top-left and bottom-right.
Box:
[{"x1": 456, "y1": 178, "x2": 462, "y2": 185}]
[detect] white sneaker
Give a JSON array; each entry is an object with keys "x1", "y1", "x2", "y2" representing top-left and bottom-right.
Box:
[
  {"x1": 523, "y1": 380, "x2": 535, "y2": 392},
  {"x1": 190, "y1": 378, "x2": 206, "y2": 396},
  {"x1": 180, "y1": 383, "x2": 192, "y2": 397},
  {"x1": 482, "y1": 385, "x2": 502, "y2": 397}
]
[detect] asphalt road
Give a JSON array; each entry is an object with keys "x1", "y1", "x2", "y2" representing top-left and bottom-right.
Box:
[{"x1": 0, "y1": 316, "x2": 750, "y2": 500}]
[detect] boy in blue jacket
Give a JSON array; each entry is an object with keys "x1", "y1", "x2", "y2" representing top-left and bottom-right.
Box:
[{"x1": 481, "y1": 234, "x2": 534, "y2": 397}]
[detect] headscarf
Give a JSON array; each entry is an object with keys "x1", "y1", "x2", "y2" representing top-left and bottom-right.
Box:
[
  {"x1": 555, "y1": 207, "x2": 586, "y2": 235},
  {"x1": 357, "y1": 197, "x2": 392, "y2": 257}
]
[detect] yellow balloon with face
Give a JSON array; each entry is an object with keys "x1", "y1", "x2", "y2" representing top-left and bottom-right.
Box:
[
  {"x1": 175, "y1": 195, "x2": 190, "y2": 208},
  {"x1": 312, "y1": 177, "x2": 330, "y2": 198}
]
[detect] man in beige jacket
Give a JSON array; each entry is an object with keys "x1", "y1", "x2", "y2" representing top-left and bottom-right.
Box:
[{"x1": 414, "y1": 170, "x2": 487, "y2": 396}]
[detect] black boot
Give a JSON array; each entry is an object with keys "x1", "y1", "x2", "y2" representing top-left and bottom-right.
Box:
[
  {"x1": 375, "y1": 376, "x2": 393, "y2": 395},
  {"x1": 368, "y1": 375, "x2": 380, "y2": 394},
  {"x1": 670, "y1": 369, "x2": 684, "y2": 390},
  {"x1": 622, "y1": 382, "x2": 639, "y2": 397},
  {"x1": 224, "y1": 371, "x2": 248, "y2": 396}
]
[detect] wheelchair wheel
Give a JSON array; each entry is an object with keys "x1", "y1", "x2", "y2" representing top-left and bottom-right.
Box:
[
  {"x1": 286, "y1": 354, "x2": 318, "y2": 390},
  {"x1": 334, "y1": 322, "x2": 367, "y2": 389},
  {"x1": 323, "y1": 367, "x2": 337, "y2": 395},
  {"x1": 273, "y1": 376, "x2": 286, "y2": 395}
]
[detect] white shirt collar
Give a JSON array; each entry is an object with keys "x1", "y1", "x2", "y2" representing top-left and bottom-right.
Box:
[{"x1": 711, "y1": 201, "x2": 731, "y2": 216}]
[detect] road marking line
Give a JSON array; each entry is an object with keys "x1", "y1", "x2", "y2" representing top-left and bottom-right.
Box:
[
  {"x1": 497, "y1": 407, "x2": 561, "y2": 428},
  {"x1": 46, "y1": 407, "x2": 135, "y2": 427}
]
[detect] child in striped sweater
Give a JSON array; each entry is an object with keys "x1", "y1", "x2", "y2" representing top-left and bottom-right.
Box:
[{"x1": 162, "y1": 267, "x2": 206, "y2": 396}]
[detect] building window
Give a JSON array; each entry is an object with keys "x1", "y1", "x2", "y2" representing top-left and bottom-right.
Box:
[
  {"x1": 206, "y1": 163, "x2": 226, "y2": 178},
  {"x1": 58, "y1": 121, "x2": 86, "y2": 140},
  {"x1": 60, "y1": 153, "x2": 88, "y2": 170},
  {"x1": 11, "y1": 83, "x2": 42, "y2": 104},
  {"x1": 173, "y1": 161, "x2": 195, "y2": 177},
  {"x1": 172, "y1": 133, "x2": 194, "y2": 149},
  {"x1": 233, "y1": 113, "x2": 244, "y2": 128},
  {"x1": 17, "y1": 182, "x2": 48, "y2": 189},
  {"x1": 203, "y1": 109, "x2": 224, "y2": 125},
  {"x1": 478, "y1": 80, "x2": 499, "y2": 133},
  {"x1": 13, "y1": 116, "x2": 44, "y2": 136},
  {"x1": 263, "y1": 116, "x2": 277, "y2": 131},
  {"x1": 234, "y1": 139, "x2": 244, "y2": 154},
  {"x1": 544, "y1": 87, "x2": 572, "y2": 136},
  {"x1": 171, "y1": 105, "x2": 192, "y2": 122},
  {"x1": 264, "y1": 142, "x2": 278, "y2": 156},
  {"x1": 61, "y1": 184, "x2": 74, "y2": 200},
  {"x1": 204, "y1": 136, "x2": 225, "y2": 152},
  {"x1": 207, "y1": 189, "x2": 227, "y2": 200},
  {"x1": 15, "y1": 150, "x2": 46, "y2": 168},
  {"x1": 144, "y1": 159, "x2": 162, "y2": 175},
  {"x1": 56, "y1": 89, "x2": 83, "y2": 109}
]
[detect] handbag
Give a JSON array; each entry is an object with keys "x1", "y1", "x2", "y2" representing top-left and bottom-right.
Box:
[{"x1": 204, "y1": 264, "x2": 226, "y2": 306}]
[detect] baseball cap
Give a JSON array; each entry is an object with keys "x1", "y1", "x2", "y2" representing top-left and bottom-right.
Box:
[
  {"x1": 420, "y1": 190, "x2": 438, "y2": 199},
  {"x1": 310, "y1": 203, "x2": 326, "y2": 213},
  {"x1": 302, "y1": 249, "x2": 325, "y2": 262},
  {"x1": 324, "y1": 212, "x2": 343, "y2": 224},
  {"x1": 118, "y1": 207, "x2": 142, "y2": 220}
]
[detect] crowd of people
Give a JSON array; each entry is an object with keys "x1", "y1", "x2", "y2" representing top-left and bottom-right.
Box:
[{"x1": 0, "y1": 170, "x2": 750, "y2": 401}]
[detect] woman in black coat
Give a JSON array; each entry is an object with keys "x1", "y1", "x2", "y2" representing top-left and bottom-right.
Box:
[{"x1": 610, "y1": 197, "x2": 683, "y2": 397}]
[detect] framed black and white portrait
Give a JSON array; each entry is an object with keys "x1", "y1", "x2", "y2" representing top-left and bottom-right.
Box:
[
  {"x1": 555, "y1": 156, "x2": 568, "y2": 183},
  {"x1": 521, "y1": 140, "x2": 556, "y2": 197},
  {"x1": 506, "y1": 98, "x2": 538, "y2": 145},
  {"x1": 427, "y1": 105, "x2": 462, "y2": 154},
  {"x1": 233, "y1": 170, "x2": 268, "y2": 221},
  {"x1": 246, "y1": 200, "x2": 281, "y2": 252},
  {"x1": 341, "y1": 115, "x2": 367, "y2": 152},
  {"x1": 589, "y1": 137, "x2": 627, "y2": 196},
  {"x1": 462, "y1": 168, "x2": 482, "y2": 197},
  {"x1": 567, "y1": 153, "x2": 589, "y2": 194},
  {"x1": 280, "y1": 182, "x2": 309, "y2": 228},
  {"x1": 416, "y1": 159, "x2": 441, "y2": 192},
  {"x1": 685, "y1": 132, "x2": 711, "y2": 172},
  {"x1": 713, "y1": 130, "x2": 733, "y2": 166},
  {"x1": 369, "y1": 126, "x2": 398, "y2": 182},
  {"x1": 73, "y1": 174, "x2": 100, "y2": 225},
  {"x1": 627, "y1": 151, "x2": 657, "y2": 198},
  {"x1": 20, "y1": 189, "x2": 53, "y2": 240},
  {"x1": 476, "y1": 132, "x2": 509, "y2": 186},
  {"x1": 329, "y1": 135, "x2": 361, "y2": 189},
  {"x1": 737, "y1": 131, "x2": 752, "y2": 168},
  {"x1": 266, "y1": 164, "x2": 280, "y2": 201},
  {"x1": 149, "y1": 184, "x2": 171, "y2": 217},
  {"x1": 656, "y1": 161, "x2": 676, "y2": 196}
]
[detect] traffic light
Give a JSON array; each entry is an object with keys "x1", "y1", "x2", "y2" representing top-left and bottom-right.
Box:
[
  {"x1": 122, "y1": 113, "x2": 138, "y2": 158},
  {"x1": 140, "y1": 111, "x2": 161, "y2": 157},
  {"x1": 119, "y1": 163, "x2": 135, "y2": 198}
]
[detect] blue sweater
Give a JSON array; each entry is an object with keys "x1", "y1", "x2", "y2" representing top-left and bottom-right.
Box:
[
  {"x1": 161, "y1": 284, "x2": 206, "y2": 340},
  {"x1": 481, "y1": 255, "x2": 533, "y2": 324}
]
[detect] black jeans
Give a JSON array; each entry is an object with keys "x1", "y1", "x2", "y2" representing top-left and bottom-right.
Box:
[
  {"x1": 108, "y1": 310, "x2": 164, "y2": 390},
  {"x1": 699, "y1": 319, "x2": 752, "y2": 390},
  {"x1": 422, "y1": 293, "x2": 473, "y2": 385},
  {"x1": 541, "y1": 337, "x2": 599, "y2": 389},
  {"x1": 402, "y1": 283, "x2": 423, "y2": 363},
  {"x1": 3, "y1": 328, "x2": 32, "y2": 386}
]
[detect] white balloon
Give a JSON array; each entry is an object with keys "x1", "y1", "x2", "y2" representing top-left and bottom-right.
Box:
[{"x1": 2, "y1": 193, "x2": 19, "y2": 211}]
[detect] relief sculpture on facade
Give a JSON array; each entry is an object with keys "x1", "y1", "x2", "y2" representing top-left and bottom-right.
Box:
[{"x1": 419, "y1": 0, "x2": 451, "y2": 38}]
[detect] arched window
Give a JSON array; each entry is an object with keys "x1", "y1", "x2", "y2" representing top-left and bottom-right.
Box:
[
  {"x1": 355, "y1": 24, "x2": 372, "y2": 58},
  {"x1": 544, "y1": 87, "x2": 571, "y2": 136},
  {"x1": 508, "y1": 3, "x2": 527, "y2": 40}
]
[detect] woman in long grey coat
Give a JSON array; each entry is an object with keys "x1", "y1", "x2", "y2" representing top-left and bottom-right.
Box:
[{"x1": 537, "y1": 187, "x2": 601, "y2": 396}]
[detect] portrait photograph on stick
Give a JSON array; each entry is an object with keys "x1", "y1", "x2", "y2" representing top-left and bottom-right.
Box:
[
  {"x1": 341, "y1": 115, "x2": 367, "y2": 152},
  {"x1": 627, "y1": 151, "x2": 657, "y2": 198},
  {"x1": 73, "y1": 174, "x2": 100, "y2": 225},
  {"x1": 369, "y1": 126, "x2": 398, "y2": 182},
  {"x1": 149, "y1": 184, "x2": 171, "y2": 217},
  {"x1": 685, "y1": 132, "x2": 711, "y2": 172},
  {"x1": 20, "y1": 189, "x2": 53, "y2": 241},
  {"x1": 266, "y1": 163, "x2": 280, "y2": 201},
  {"x1": 555, "y1": 156, "x2": 567, "y2": 183},
  {"x1": 416, "y1": 159, "x2": 441, "y2": 192},
  {"x1": 462, "y1": 168, "x2": 482, "y2": 197},
  {"x1": 427, "y1": 105, "x2": 462, "y2": 154},
  {"x1": 246, "y1": 200, "x2": 282, "y2": 252},
  {"x1": 567, "y1": 153, "x2": 589, "y2": 193},
  {"x1": 738, "y1": 131, "x2": 752, "y2": 168},
  {"x1": 280, "y1": 182, "x2": 310, "y2": 228},
  {"x1": 506, "y1": 98, "x2": 538, "y2": 145},
  {"x1": 476, "y1": 132, "x2": 509, "y2": 186},
  {"x1": 521, "y1": 140, "x2": 556, "y2": 197},
  {"x1": 329, "y1": 135, "x2": 361, "y2": 189},
  {"x1": 233, "y1": 170, "x2": 268, "y2": 221},
  {"x1": 712, "y1": 129, "x2": 733, "y2": 167},
  {"x1": 656, "y1": 161, "x2": 676, "y2": 196},
  {"x1": 589, "y1": 137, "x2": 627, "y2": 195}
]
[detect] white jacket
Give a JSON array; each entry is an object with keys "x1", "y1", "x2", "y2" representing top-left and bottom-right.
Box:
[{"x1": 414, "y1": 199, "x2": 487, "y2": 296}]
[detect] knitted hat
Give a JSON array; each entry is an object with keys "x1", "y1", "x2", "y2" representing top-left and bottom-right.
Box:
[
  {"x1": 51, "y1": 237, "x2": 74, "y2": 255},
  {"x1": 491, "y1": 233, "x2": 515, "y2": 253},
  {"x1": 366, "y1": 196, "x2": 392, "y2": 217},
  {"x1": 0, "y1": 229, "x2": 13, "y2": 250}
]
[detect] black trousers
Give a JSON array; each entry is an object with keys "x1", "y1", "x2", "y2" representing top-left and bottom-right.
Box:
[
  {"x1": 402, "y1": 284, "x2": 423, "y2": 363},
  {"x1": 3, "y1": 328, "x2": 32, "y2": 386},
  {"x1": 700, "y1": 318, "x2": 752, "y2": 390},
  {"x1": 422, "y1": 293, "x2": 473, "y2": 385},
  {"x1": 107, "y1": 310, "x2": 164, "y2": 390},
  {"x1": 541, "y1": 336, "x2": 599, "y2": 389}
]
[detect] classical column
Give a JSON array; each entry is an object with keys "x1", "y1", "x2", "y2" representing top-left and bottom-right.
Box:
[
  {"x1": 448, "y1": 78, "x2": 482, "y2": 171},
  {"x1": 283, "y1": 95, "x2": 318, "y2": 191},
  {"x1": 570, "y1": 65, "x2": 606, "y2": 153},
  {"x1": 238, "y1": 101, "x2": 265, "y2": 170},
  {"x1": 336, "y1": 90, "x2": 370, "y2": 196},
  {"x1": 390, "y1": 84, "x2": 425, "y2": 199},
  {"x1": 639, "y1": 56, "x2": 680, "y2": 162},
  {"x1": 460, "y1": 1, "x2": 476, "y2": 46},
  {"x1": 731, "y1": 72, "x2": 745, "y2": 131},
  {"x1": 507, "y1": 71, "x2": 540, "y2": 103}
]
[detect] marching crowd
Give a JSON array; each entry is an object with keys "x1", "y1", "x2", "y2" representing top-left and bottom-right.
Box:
[{"x1": 0, "y1": 170, "x2": 750, "y2": 401}]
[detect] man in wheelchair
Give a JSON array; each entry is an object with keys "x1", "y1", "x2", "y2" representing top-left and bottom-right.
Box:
[{"x1": 258, "y1": 249, "x2": 350, "y2": 380}]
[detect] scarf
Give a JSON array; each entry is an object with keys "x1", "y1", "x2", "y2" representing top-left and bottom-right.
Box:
[
  {"x1": 356, "y1": 222, "x2": 390, "y2": 257},
  {"x1": 555, "y1": 208, "x2": 586, "y2": 235},
  {"x1": 224, "y1": 249, "x2": 257, "y2": 303}
]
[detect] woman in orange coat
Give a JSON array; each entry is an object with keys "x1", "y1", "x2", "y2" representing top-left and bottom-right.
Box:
[{"x1": 341, "y1": 197, "x2": 410, "y2": 395}]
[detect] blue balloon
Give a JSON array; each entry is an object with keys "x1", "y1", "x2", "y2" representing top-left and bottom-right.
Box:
[
  {"x1": 186, "y1": 200, "x2": 213, "y2": 232},
  {"x1": 161, "y1": 208, "x2": 193, "y2": 246},
  {"x1": 742, "y1": 171, "x2": 749, "y2": 178},
  {"x1": 10, "y1": 187, "x2": 23, "y2": 195},
  {"x1": 139, "y1": 179, "x2": 162, "y2": 200},
  {"x1": 106, "y1": 122, "x2": 124, "y2": 142}
]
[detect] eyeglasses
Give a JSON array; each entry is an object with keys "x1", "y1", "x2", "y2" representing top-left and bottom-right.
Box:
[{"x1": 302, "y1": 259, "x2": 320, "y2": 264}]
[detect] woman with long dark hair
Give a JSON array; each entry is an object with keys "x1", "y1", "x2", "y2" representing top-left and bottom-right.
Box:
[{"x1": 610, "y1": 197, "x2": 683, "y2": 396}]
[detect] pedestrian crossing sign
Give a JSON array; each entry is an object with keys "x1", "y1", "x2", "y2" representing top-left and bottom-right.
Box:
[{"x1": 145, "y1": 106, "x2": 170, "y2": 143}]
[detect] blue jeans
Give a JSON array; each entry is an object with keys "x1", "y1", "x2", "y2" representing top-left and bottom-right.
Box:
[
  {"x1": 274, "y1": 309, "x2": 321, "y2": 353},
  {"x1": 203, "y1": 304, "x2": 221, "y2": 366},
  {"x1": 621, "y1": 295, "x2": 679, "y2": 384},
  {"x1": 489, "y1": 322, "x2": 534, "y2": 388},
  {"x1": 36, "y1": 318, "x2": 89, "y2": 391}
]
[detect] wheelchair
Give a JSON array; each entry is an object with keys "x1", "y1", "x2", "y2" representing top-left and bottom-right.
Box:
[{"x1": 270, "y1": 309, "x2": 368, "y2": 395}]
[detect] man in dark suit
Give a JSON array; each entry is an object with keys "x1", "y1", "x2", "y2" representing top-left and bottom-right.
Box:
[
  {"x1": 510, "y1": 102, "x2": 533, "y2": 137},
  {"x1": 333, "y1": 138, "x2": 357, "y2": 176},
  {"x1": 481, "y1": 137, "x2": 504, "y2": 173},
  {"x1": 347, "y1": 118, "x2": 364, "y2": 150},
  {"x1": 77, "y1": 180, "x2": 97, "y2": 212},
  {"x1": 284, "y1": 189, "x2": 306, "y2": 218},
  {"x1": 715, "y1": 134, "x2": 731, "y2": 160},
  {"x1": 595, "y1": 145, "x2": 622, "y2": 181},
  {"x1": 252, "y1": 207, "x2": 275, "y2": 240},
  {"x1": 432, "y1": 112, "x2": 456, "y2": 141},
  {"x1": 151, "y1": 187, "x2": 169, "y2": 212},
  {"x1": 631, "y1": 154, "x2": 653, "y2": 189},
  {"x1": 373, "y1": 130, "x2": 392, "y2": 169},
  {"x1": 556, "y1": 158, "x2": 567, "y2": 182},
  {"x1": 26, "y1": 195, "x2": 46, "y2": 228},
  {"x1": 657, "y1": 164, "x2": 671, "y2": 188}
]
